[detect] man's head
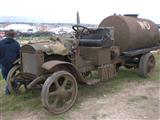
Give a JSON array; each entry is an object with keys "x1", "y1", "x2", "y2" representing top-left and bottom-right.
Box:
[{"x1": 5, "y1": 29, "x2": 16, "y2": 38}]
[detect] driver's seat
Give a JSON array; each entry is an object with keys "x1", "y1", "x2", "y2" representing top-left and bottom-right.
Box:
[
  {"x1": 79, "y1": 28, "x2": 113, "y2": 48},
  {"x1": 72, "y1": 25, "x2": 114, "y2": 48}
]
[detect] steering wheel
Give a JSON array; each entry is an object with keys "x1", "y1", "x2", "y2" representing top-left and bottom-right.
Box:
[{"x1": 72, "y1": 25, "x2": 90, "y2": 34}]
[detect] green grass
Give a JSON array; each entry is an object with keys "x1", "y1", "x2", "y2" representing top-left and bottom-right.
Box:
[
  {"x1": 0, "y1": 53, "x2": 159, "y2": 119},
  {"x1": 18, "y1": 36, "x2": 54, "y2": 41},
  {"x1": 0, "y1": 72, "x2": 2, "y2": 80}
]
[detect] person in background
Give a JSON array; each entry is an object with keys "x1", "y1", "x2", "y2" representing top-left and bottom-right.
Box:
[{"x1": 0, "y1": 29, "x2": 20, "y2": 95}]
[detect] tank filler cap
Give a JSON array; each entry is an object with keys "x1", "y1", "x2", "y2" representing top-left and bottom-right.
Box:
[{"x1": 124, "y1": 14, "x2": 139, "y2": 18}]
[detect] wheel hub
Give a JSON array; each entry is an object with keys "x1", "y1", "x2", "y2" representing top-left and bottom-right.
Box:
[{"x1": 57, "y1": 87, "x2": 67, "y2": 98}]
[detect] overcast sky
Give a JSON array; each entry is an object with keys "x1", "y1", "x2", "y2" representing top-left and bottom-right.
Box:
[{"x1": 0, "y1": 0, "x2": 160, "y2": 24}]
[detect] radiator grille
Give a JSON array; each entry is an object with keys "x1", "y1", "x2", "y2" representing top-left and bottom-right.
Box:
[{"x1": 22, "y1": 52, "x2": 44, "y2": 75}]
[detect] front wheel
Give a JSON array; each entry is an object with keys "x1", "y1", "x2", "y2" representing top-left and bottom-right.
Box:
[
  {"x1": 41, "y1": 71, "x2": 78, "y2": 114},
  {"x1": 138, "y1": 53, "x2": 155, "y2": 78}
]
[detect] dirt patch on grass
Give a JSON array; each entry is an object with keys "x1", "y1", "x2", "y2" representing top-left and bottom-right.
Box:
[{"x1": 67, "y1": 81, "x2": 160, "y2": 120}]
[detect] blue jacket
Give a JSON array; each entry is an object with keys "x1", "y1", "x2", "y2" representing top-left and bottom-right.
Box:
[{"x1": 0, "y1": 38, "x2": 20, "y2": 76}]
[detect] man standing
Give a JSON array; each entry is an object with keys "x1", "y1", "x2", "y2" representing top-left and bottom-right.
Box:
[{"x1": 0, "y1": 29, "x2": 20, "y2": 95}]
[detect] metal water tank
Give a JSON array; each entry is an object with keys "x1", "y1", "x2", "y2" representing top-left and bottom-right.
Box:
[{"x1": 99, "y1": 15, "x2": 159, "y2": 52}]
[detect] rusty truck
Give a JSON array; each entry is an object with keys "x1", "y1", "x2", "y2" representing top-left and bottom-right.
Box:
[{"x1": 7, "y1": 15, "x2": 160, "y2": 114}]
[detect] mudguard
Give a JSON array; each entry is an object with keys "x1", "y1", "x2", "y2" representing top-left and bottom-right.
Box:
[{"x1": 42, "y1": 60, "x2": 85, "y2": 83}]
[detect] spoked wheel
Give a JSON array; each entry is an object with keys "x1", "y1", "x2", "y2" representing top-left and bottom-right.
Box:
[
  {"x1": 139, "y1": 53, "x2": 156, "y2": 77},
  {"x1": 7, "y1": 65, "x2": 28, "y2": 94},
  {"x1": 41, "y1": 71, "x2": 78, "y2": 114}
]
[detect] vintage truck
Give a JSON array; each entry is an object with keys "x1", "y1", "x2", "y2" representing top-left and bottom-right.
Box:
[{"x1": 7, "y1": 15, "x2": 160, "y2": 114}]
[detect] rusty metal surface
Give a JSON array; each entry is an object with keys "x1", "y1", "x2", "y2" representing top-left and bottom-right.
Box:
[
  {"x1": 21, "y1": 51, "x2": 44, "y2": 75},
  {"x1": 98, "y1": 64, "x2": 116, "y2": 81},
  {"x1": 80, "y1": 47, "x2": 111, "y2": 65},
  {"x1": 21, "y1": 41, "x2": 69, "y2": 56},
  {"x1": 99, "y1": 15, "x2": 159, "y2": 52},
  {"x1": 122, "y1": 46, "x2": 160, "y2": 57},
  {"x1": 42, "y1": 60, "x2": 68, "y2": 70},
  {"x1": 27, "y1": 75, "x2": 45, "y2": 89},
  {"x1": 111, "y1": 46, "x2": 120, "y2": 59},
  {"x1": 73, "y1": 55, "x2": 94, "y2": 73},
  {"x1": 42, "y1": 60, "x2": 85, "y2": 83}
]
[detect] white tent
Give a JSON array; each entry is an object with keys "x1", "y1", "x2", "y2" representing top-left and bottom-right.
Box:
[{"x1": 4, "y1": 24, "x2": 37, "y2": 33}]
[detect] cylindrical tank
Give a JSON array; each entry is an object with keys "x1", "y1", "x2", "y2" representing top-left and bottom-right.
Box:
[{"x1": 99, "y1": 15, "x2": 160, "y2": 52}]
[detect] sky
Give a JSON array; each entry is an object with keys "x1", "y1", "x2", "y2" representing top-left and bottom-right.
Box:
[{"x1": 0, "y1": 0, "x2": 160, "y2": 24}]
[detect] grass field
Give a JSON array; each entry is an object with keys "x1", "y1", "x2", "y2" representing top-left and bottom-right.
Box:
[{"x1": 0, "y1": 53, "x2": 159, "y2": 120}]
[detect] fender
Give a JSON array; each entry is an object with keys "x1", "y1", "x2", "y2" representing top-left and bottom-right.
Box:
[{"x1": 42, "y1": 60, "x2": 85, "y2": 83}]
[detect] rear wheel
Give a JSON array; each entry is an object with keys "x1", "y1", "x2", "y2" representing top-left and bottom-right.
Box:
[
  {"x1": 138, "y1": 53, "x2": 155, "y2": 77},
  {"x1": 41, "y1": 71, "x2": 78, "y2": 114}
]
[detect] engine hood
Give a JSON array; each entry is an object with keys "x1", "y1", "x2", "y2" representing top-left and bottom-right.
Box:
[{"x1": 21, "y1": 40, "x2": 69, "y2": 56}]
